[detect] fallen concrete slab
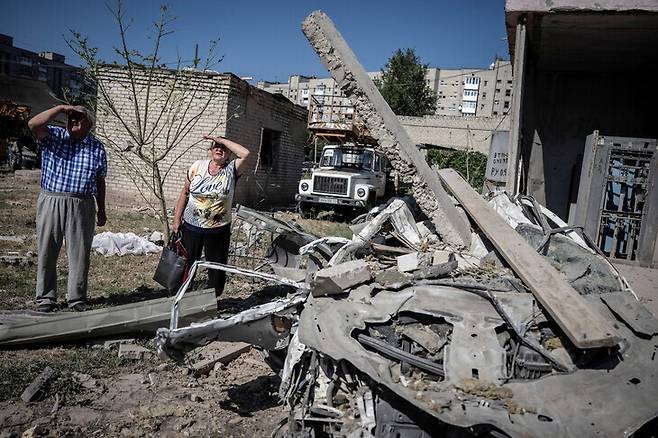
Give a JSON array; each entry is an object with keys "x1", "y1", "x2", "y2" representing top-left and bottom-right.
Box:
[
  {"x1": 302, "y1": 11, "x2": 470, "y2": 248},
  {"x1": 438, "y1": 168, "x2": 620, "y2": 349},
  {"x1": 0, "y1": 289, "x2": 216, "y2": 346}
]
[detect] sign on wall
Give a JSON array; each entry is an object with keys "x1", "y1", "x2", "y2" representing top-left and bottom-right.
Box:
[{"x1": 485, "y1": 131, "x2": 509, "y2": 183}]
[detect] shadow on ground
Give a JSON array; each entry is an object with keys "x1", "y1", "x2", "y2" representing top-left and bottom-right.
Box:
[
  {"x1": 217, "y1": 284, "x2": 295, "y2": 314},
  {"x1": 87, "y1": 286, "x2": 171, "y2": 308},
  {"x1": 221, "y1": 375, "x2": 282, "y2": 415}
]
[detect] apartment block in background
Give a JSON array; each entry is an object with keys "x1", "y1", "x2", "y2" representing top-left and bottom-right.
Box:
[
  {"x1": 0, "y1": 33, "x2": 86, "y2": 99},
  {"x1": 258, "y1": 60, "x2": 513, "y2": 118}
]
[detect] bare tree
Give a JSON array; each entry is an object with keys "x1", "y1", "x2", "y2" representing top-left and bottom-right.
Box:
[{"x1": 67, "y1": 1, "x2": 237, "y2": 239}]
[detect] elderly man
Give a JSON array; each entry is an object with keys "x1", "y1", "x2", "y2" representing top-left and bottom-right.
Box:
[{"x1": 28, "y1": 105, "x2": 107, "y2": 312}]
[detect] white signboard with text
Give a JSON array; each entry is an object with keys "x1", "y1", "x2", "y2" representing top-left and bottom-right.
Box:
[{"x1": 485, "y1": 131, "x2": 509, "y2": 183}]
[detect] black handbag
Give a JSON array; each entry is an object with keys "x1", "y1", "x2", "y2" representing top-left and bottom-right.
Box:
[{"x1": 153, "y1": 231, "x2": 188, "y2": 291}]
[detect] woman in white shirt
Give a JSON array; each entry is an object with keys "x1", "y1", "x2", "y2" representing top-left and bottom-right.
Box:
[{"x1": 172, "y1": 135, "x2": 250, "y2": 297}]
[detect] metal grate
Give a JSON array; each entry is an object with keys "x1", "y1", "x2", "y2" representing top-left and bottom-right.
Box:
[
  {"x1": 313, "y1": 175, "x2": 348, "y2": 195},
  {"x1": 597, "y1": 145, "x2": 654, "y2": 261}
]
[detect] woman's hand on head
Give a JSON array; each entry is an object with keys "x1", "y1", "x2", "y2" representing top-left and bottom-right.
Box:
[{"x1": 203, "y1": 134, "x2": 222, "y2": 141}]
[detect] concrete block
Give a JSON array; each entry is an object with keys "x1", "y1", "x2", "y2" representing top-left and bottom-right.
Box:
[
  {"x1": 416, "y1": 221, "x2": 435, "y2": 238},
  {"x1": 103, "y1": 338, "x2": 135, "y2": 349},
  {"x1": 311, "y1": 259, "x2": 372, "y2": 297},
  {"x1": 432, "y1": 250, "x2": 453, "y2": 266},
  {"x1": 118, "y1": 344, "x2": 151, "y2": 360},
  {"x1": 397, "y1": 252, "x2": 432, "y2": 273}
]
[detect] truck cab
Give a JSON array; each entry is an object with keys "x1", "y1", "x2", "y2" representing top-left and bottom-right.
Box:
[{"x1": 296, "y1": 145, "x2": 391, "y2": 215}]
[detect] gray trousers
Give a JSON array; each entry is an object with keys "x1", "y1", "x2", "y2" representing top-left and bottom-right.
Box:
[{"x1": 36, "y1": 191, "x2": 96, "y2": 306}]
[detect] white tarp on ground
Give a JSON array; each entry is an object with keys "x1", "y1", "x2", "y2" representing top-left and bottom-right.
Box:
[{"x1": 92, "y1": 232, "x2": 161, "y2": 256}]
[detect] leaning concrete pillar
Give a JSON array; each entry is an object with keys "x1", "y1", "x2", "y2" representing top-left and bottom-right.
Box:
[
  {"x1": 506, "y1": 17, "x2": 528, "y2": 194},
  {"x1": 302, "y1": 10, "x2": 470, "y2": 247}
]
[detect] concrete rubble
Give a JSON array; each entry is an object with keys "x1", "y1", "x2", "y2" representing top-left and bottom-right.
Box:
[
  {"x1": 311, "y1": 259, "x2": 371, "y2": 297},
  {"x1": 155, "y1": 185, "x2": 658, "y2": 437},
  {"x1": 150, "y1": 11, "x2": 658, "y2": 437},
  {"x1": 117, "y1": 343, "x2": 152, "y2": 360}
]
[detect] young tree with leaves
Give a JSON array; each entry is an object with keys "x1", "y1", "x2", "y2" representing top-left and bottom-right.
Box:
[
  {"x1": 375, "y1": 48, "x2": 437, "y2": 116},
  {"x1": 66, "y1": 1, "x2": 235, "y2": 239}
]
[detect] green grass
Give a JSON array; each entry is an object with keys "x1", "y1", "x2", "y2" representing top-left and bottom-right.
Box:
[
  {"x1": 103, "y1": 210, "x2": 163, "y2": 234},
  {"x1": 426, "y1": 148, "x2": 488, "y2": 189},
  {"x1": 0, "y1": 174, "x2": 164, "y2": 310}
]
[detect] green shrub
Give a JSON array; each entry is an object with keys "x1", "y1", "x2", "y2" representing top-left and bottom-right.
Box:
[{"x1": 426, "y1": 148, "x2": 487, "y2": 189}]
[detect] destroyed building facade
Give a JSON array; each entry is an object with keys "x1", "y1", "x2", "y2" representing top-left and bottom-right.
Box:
[
  {"x1": 504, "y1": 0, "x2": 658, "y2": 266},
  {"x1": 96, "y1": 66, "x2": 309, "y2": 209}
]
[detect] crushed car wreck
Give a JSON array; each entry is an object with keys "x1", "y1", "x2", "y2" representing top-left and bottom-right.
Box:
[
  {"x1": 153, "y1": 9, "x2": 658, "y2": 438},
  {"x1": 156, "y1": 186, "x2": 658, "y2": 437}
]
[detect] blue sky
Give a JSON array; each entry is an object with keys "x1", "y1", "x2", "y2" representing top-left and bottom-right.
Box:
[{"x1": 1, "y1": 0, "x2": 509, "y2": 83}]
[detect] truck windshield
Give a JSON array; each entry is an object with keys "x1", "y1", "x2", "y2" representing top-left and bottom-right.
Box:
[{"x1": 320, "y1": 148, "x2": 374, "y2": 170}]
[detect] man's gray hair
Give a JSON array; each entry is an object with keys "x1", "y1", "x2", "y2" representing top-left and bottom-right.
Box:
[{"x1": 74, "y1": 106, "x2": 96, "y2": 130}]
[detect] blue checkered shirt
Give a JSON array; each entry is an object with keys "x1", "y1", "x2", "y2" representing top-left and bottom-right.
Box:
[{"x1": 38, "y1": 126, "x2": 107, "y2": 195}]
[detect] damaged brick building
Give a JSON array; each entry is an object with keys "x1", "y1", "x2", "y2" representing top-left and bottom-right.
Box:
[{"x1": 96, "y1": 65, "x2": 308, "y2": 209}]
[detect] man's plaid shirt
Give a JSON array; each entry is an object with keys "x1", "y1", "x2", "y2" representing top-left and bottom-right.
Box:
[{"x1": 38, "y1": 126, "x2": 107, "y2": 196}]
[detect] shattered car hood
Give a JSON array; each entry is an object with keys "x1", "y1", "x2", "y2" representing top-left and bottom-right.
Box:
[{"x1": 298, "y1": 286, "x2": 658, "y2": 437}]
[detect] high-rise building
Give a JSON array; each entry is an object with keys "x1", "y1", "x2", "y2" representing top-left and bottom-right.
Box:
[
  {"x1": 257, "y1": 60, "x2": 513, "y2": 118},
  {"x1": 418, "y1": 60, "x2": 513, "y2": 117}
]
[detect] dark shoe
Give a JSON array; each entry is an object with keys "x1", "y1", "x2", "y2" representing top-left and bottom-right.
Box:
[
  {"x1": 36, "y1": 303, "x2": 55, "y2": 313},
  {"x1": 69, "y1": 302, "x2": 88, "y2": 312}
]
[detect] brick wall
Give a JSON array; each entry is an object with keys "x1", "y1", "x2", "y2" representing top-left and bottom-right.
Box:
[{"x1": 96, "y1": 66, "x2": 307, "y2": 210}]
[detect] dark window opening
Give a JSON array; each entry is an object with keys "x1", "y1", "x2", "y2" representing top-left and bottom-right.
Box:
[{"x1": 259, "y1": 127, "x2": 281, "y2": 172}]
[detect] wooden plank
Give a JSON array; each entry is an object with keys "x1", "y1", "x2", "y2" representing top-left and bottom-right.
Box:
[{"x1": 438, "y1": 168, "x2": 620, "y2": 349}]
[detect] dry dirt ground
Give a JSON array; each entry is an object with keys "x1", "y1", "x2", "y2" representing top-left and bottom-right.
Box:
[{"x1": 0, "y1": 170, "x2": 349, "y2": 437}]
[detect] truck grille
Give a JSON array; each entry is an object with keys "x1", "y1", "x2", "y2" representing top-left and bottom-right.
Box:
[{"x1": 313, "y1": 176, "x2": 348, "y2": 196}]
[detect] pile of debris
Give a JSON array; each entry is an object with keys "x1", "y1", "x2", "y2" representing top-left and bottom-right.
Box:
[
  {"x1": 154, "y1": 10, "x2": 658, "y2": 437},
  {"x1": 155, "y1": 179, "x2": 658, "y2": 436},
  {"x1": 3, "y1": 9, "x2": 656, "y2": 437}
]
